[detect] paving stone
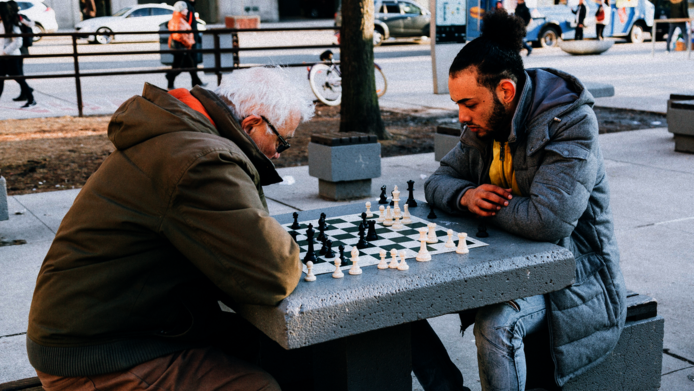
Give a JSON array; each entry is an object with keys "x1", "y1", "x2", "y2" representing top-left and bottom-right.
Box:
[
  {"x1": 0, "y1": 334, "x2": 35, "y2": 384},
  {"x1": 13, "y1": 189, "x2": 81, "y2": 233},
  {"x1": 0, "y1": 197, "x2": 55, "y2": 244}
]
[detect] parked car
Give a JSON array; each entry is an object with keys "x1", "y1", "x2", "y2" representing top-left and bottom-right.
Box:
[
  {"x1": 0, "y1": 0, "x2": 58, "y2": 42},
  {"x1": 335, "y1": 0, "x2": 430, "y2": 46},
  {"x1": 75, "y1": 4, "x2": 206, "y2": 44}
]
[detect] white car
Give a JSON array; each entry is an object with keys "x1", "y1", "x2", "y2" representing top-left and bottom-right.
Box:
[
  {"x1": 75, "y1": 4, "x2": 206, "y2": 44},
  {"x1": 0, "y1": 0, "x2": 59, "y2": 42}
]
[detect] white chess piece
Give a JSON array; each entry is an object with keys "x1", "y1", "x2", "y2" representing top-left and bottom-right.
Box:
[
  {"x1": 383, "y1": 206, "x2": 393, "y2": 226},
  {"x1": 402, "y1": 204, "x2": 412, "y2": 224},
  {"x1": 392, "y1": 185, "x2": 400, "y2": 214},
  {"x1": 378, "y1": 249, "x2": 389, "y2": 269},
  {"x1": 305, "y1": 261, "x2": 317, "y2": 281},
  {"x1": 378, "y1": 205, "x2": 385, "y2": 223},
  {"x1": 392, "y1": 214, "x2": 404, "y2": 230},
  {"x1": 332, "y1": 258, "x2": 344, "y2": 278},
  {"x1": 394, "y1": 205, "x2": 401, "y2": 219},
  {"x1": 456, "y1": 232, "x2": 469, "y2": 254},
  {"x1": 389, "y1": 248, "x2": 399, "y2": 268},
  {"x1": 349, "y1": 247, "x2": 362, "y2": 275},
  {"x1": 416, "y1": 228, "x2": 431, "y2": 262},
  {"x1": 445, "y1": 229, "x2": 456, "y2": 248},
  {"x1": 397, "y1": 250, "x2": 409, "y2": 271},
  {"x1": 366, "y1": 201, "x2": 373, "y2": 218},
  {"x1": 426, "y1": 223, "x2": 438, "y2": 244}
]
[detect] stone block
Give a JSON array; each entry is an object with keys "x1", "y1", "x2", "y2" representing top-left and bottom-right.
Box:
[
  {"x1": 435, "y1": 125, "x2": 461, "y2": 162},
  {"x1": 0, "y1": 177, "x2": 8, "y2": 221},
  {"x1": 558, "y1": 40, "x2": 614, "y2": 55},
  {"x1": 667, "y1": 94, "x2": 694, "y2": 137},
  {"x1": 318, "y1": 179, "x2": 372, "y2": 201},
  {"x1": 583, "y1": 82, "x2": 615, "y2": 98},
  {"x1": 308, "y1": 137, "x2": 381, "y2": 183},
  {"x1": 674, "y1": 135, "x2": 694, "y2": 153}
]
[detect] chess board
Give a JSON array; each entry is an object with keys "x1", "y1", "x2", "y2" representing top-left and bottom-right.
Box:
[{"x1": 282, "y1": 212, "x2": 488, "y2": 275}]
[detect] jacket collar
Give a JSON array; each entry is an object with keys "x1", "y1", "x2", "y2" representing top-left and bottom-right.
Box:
[{"x1": 190, "y1": 87, "x2": 283, "y2": 186}]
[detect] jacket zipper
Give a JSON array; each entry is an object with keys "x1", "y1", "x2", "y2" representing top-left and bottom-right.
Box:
[{"x1": 500, "y1": 142, "x2": 508, "y2": 188}]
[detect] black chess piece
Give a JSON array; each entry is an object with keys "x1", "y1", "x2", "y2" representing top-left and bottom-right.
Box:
[
  {"x1": 361, "y1": 212, "x2": 368, "y2": 228},
  {"x1": 476, "y1": 222, "x2": 489, "y2": 238},
  {"x1": 406, "y1": 180, "x2": 418, "y2": 208},
  {"x1": 390, "y1": 191, "x2": 395, "y2": 207},
  {"x1": 324, "y1": 239, "x2": 335, "y2": 258},
  {"x1": 303, "y1": 224, "x2": 317, "y2": 264},
  {"x1": 319, "y1": 238, "x2": 328, "y2": 255},
  {"x1": 317, "y1": 218, "x2": 327, "y2": 242},
  {"x1": 338, "y1": 245, "x2": 351, "y2": 266},
  {"x1": 357, "y1": 223, "x2": 368, "y2": 249},
  {"x1": 320, "y1": 212, "x2": 327, "y2": 222},
  {"x1": 366, "y1": 220, "x2": 379, "y2": 241},
  {"x1": 378, "y1": 185, "x2": 389, "y2": 205},
  {"x1": 427, "y1": 203, "x2": 437, "y2": 219},
  {"x1": 289, "y1": 231, "x2": 298, "y2": 244},
  {"x1": 290, "y1": 212, "x2": 300, "y2": 229}
]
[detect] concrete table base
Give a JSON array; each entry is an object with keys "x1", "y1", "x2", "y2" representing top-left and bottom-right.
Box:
[
  {"x1": 318, "y1": 179, "x2": 373, "y2": 200},
  {"x1": 674, "y1": 135, "x2": 694, "y2": 153}
]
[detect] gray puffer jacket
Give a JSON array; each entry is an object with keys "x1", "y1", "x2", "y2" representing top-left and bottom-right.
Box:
[{"x1": 425, "y1": 68, "x2": 626, "y2": 386}]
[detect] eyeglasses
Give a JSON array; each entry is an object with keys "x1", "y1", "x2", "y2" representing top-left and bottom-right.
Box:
[{"x1": 260, "y1": 115, "x2": 291, "y2": 154}]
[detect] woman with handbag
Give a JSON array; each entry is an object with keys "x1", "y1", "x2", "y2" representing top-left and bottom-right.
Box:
[
  {"x1": 165, "y1": 1, "x2": 204, "y2": 90},
  {"x1": 595, "y1": 0, "x2": 611, "y2": 40},
  {"x1": 0, "y1": 1, "x2": 36, "y2": 107}
]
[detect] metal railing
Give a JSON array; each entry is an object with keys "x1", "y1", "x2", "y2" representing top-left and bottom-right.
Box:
[
  {"x1": 651, "y1": 18, "x2": 692, "y2": 58},
  {"x1": 0, "y1": 26, "x2": 340, "y2": 116}
]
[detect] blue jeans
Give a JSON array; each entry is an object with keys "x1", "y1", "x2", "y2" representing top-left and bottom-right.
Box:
[
  {"x1": 667, "y1": 22, "x2": 690, "y2": 52},
  {"x1": 473, "y1": 294, "x2": 547, "y2": 391}
]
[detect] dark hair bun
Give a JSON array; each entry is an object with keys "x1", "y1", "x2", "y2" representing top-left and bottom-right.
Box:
[{"x1": 480, "y1": 10, "x2": 527, "y2": 53}]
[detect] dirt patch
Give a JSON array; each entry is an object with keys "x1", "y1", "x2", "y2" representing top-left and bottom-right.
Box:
[{"x1": 0, "y1": 105, "x2": 667, "y2": 196}]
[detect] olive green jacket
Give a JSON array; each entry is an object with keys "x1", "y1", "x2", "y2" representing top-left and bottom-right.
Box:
[{"x1": 27, "y1": 83, "x2": 302, "y2": 377}]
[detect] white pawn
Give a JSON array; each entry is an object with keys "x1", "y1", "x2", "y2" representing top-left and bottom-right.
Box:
[
  {"x1": 402, "y1": 204, "x2": 412, "y2": 224},
  {"x1": 365, "y1": 201, "x2": 373, "y2": 218},
  {"x1": 416, "y1": 228, "x2": 431, "y2": 262},
  {"x1": 378, "y1": 205, "x2": 385, "y2": 223},
  {"x1": 456, "y1": 232, "x2": 469, "y2": 254},
  {"x1": 389, "y1": 248, "x2": 399, "y2": 268},
  {"x1": 349, "y1": 247, "x2": 362, "y2": 275},
  {"x1": 378, "y1": 249, "x2": 389, "y2": 269},
  {"x1": 397, "y1": 250, "x2": 409, "y2": 271},
  {"x1": 392, "y1": 214, "x2": 404, "y2": 230},
  {"x1": 332, "y1": 258, "x2": 344, "y2": 278},
  {"x1": 305, "y1": 261, "x2": 317, "y2": 281},
  {"x1": 445, "y1": 229, "x2": 456, "y2": 248},
  {"x1": 426, "y1": 223, "x2": 438, "y2": 244},
  {"x1": 383, "y1": 206, "x2": 393, "y2": 226}
]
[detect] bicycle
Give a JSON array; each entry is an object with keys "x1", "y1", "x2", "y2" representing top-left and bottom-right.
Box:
[{"x1": 308, "y1": 50, "x2": 387, "y2": 106}]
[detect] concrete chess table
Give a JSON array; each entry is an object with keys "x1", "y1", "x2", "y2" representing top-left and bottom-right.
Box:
[{"x1": 235, "y1": 201, "x2": 576, "y2": 391}]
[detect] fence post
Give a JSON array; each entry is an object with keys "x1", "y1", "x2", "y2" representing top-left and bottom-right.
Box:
[
  {"x1": 72, "y1": 35, "x2": 84, "y2": 117},
  {"x1": 652, "y1": 21, "x2": 656, "y2": 57},
  {"x1": 214, "y1": 32, "x2": 222, "y2": 86}
]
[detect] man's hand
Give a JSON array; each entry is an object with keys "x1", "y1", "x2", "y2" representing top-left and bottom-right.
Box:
[{"x1": 461, "y1": 184, "x2": 513, "y2": 217}]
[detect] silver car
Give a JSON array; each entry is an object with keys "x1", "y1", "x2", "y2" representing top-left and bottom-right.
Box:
[
  {"x1": 336, "y1": 0, "x2": 431, "y2": 46},
  {"x1": 0, "y1": 0, "x2": 59, "y2": 42}
]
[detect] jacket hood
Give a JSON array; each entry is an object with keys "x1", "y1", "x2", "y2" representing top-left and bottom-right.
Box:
[{"x1": 108, "y1": 83, "x2": 283, "y2": 186}]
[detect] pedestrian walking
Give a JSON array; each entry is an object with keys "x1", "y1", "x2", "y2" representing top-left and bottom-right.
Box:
[
  {"x1": 596, "y1": 0, "x2": 611, "y2": 40},
  {"x1": 9, "y1": 0, "x2": 34, "y2": 102},
  {"x1": 165, "y1": 1, "x2": 205, "y2": 90},
  {"x1": 0, "y1": 1, "x2": 36, "y2": 107},
  {"x1": 572, "y1": 0, "x2": 587, "y2": 40},
  {"x1": 184, "y1": 0, "x2": 202, "y2": 64},
  {"x1": 666, "y1": 0, "x2": 689, "y2": 52},
  {"x1": 515, "y1": 0, "x2": 533, "y2": 55}
]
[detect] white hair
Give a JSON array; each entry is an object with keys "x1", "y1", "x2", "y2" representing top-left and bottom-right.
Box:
[
  {"x1": 215, "y1": 67, "x2": 314, "y2": 133},
  {"x1": 173, "y1": 1, "x2": 187, "y2": 12}
]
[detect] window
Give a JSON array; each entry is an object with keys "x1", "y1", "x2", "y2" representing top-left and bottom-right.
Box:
[
  {"x1": 16, "y1": 2, "x2": 33, "y2": 11},
  {"x1": 113, "y1": 7, "x2": 133, "y2": 17},
  {"x1": 128, "y1": 8, "x2": 151, "y2": 18},
  {"x1": 401, "y1": 2, "x2": 422, "y2": 14},
  {"x1": 383, "y1": 2, "x2": 401, "y2": 13},
  {"x1": 151, "y1": 7, "x2": 173, "y2": 16}
]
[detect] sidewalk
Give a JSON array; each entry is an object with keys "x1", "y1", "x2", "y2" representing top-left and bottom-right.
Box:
[{"x1": 1, "y1": 127, "x2": 693, "y2": 389}]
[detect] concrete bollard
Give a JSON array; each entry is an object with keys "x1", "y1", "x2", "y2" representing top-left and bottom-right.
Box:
[
  {"x1": 667, "y1": 94, "x2": 694, "y2": 154},
  {"x1": 308, "y1": 133, "x2": 381, "y2": 201},
  {"x1": 0, "y1": 176, "x2": 8, "y2": 221},
  {"x1": 435, "y1": 125, "x2": 461, "y2": 162}
]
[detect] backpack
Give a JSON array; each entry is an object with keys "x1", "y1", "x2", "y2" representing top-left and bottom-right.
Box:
[{"x1": 596, "y1": 5, "x2": 605, "y2": 22}]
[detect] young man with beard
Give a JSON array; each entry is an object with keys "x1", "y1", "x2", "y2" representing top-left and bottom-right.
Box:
[{"x1": 417, "y1": 11, "x2": 626, "y2": 391}]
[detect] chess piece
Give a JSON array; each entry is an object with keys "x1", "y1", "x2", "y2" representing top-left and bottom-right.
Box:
[
  {"x1": 289, "y1": 231, "x2": 298, "y2": 244},
  {"x1": 389, "y1": 248, "x2": 399, "y2": 269},
  {"x1": 317, "y1": 218, "x2": 327, "y2": 242},
  {"x1": 383, "y1": 206, "x2": 393, "y2": 226},
  {"x1": 338, "y1": 245, "x2": 351, "y2": 266},
  {"x1": 445, "y1": 229, "x2": 455, "y2": 248},
  {"x1": 366, "y1": 202, "x2": 373, "y2": 218},
  {"x1": 349, "y1": 247, "x2": 362, "y2": 275},
  {"x1": 406, "y1": 180, "x2": 418, "y2": 208},
  {"x1": 291, "y1": 212, "x2": 300, "y2": 229},
  {"x1": 416, "y1": 228, "x2": 431, "y2": 262},
  {"x1": 402, "y1": 204, "x2": 412, "y2": 224},
  {"x1": 476, "y1": 222, "x2": 489, "y2": 238},
  {"x1": 392, "y1": 214, "x2": 404, "y2": 230},
  {"x1": 357, "y1": 222, "x2": 368, "y2": 249},
  {"x1": 303, "y1": 224, "x2": 317, "y2": 264},
  {"x1": 426, "y1": 223, "x2": 438, "y2": 244},
  {"x1": 324, "y1": 239, "x2": 336, "y2": 258},
  {"x1": 378, "y1": 249, "x2": 388, "y2": 269},
  {"x1": 397, "y1": 250, "x2": 409, "y2": 271},
  {"x1": 390, "y1": 191, "x2": 394, "y2": 206},
  {"x1": 428, "y1": 203, "x2": 437, "y2": 219},
  {"x1": 393, "y1": 205, "x2": 401, "y2": 219},
  {"x1": 457, "y1": 232, "x2": 469, "y2": 254},
  {"x1": 332, "y1": 258, "x2": 344, "y2": 278},
  {"x1": 366, "y1": 220, "x2": 379, "y2": 241},
  {"x1": 392, "y1": 185, "x2": 401, "y2": 213},
  {"x1": 378, "y1": 205, "x2": 385, "y2": 223},
  {"x1": 361, "y1": 212, "x2": 368, "y2": 228},
  {"x1": 305, "y1": 261, "x2": 316, "y2": 281},
  {"x1": 379, "y1": 185, "x2": 389, "y2": 204}
]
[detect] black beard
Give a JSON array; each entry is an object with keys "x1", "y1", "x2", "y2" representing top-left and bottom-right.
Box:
[{"x1": 483, "y1": 94, "x2": 513, "y2": 142}]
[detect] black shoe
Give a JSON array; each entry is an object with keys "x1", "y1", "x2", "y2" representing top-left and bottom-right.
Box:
[
  {"x1": 193, "y1": 81, "x2": 208, "y2": 88},
  {"x1": 527, "y1": 48, "x2": 533, "y2": 57},
  {"x1": 13, "y1": 94, "x2": 28, "y2": 102},
  {"x1": 21, "y1": 99, "x2": 36, "y2": 108}
]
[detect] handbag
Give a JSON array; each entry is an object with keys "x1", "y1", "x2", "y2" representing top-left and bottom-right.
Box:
[{"x1": 596, "y1": 5, "x2": 605, "y2": 22}]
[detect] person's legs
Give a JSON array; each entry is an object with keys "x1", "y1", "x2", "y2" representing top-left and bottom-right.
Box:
[
  {"x1": 411, "y1": 319, "x2": 470, "y2": 391},
  {"x1": 575, "y1": 27, "x2": 584, "y2": 40},
  {"x1": 167, "y1": 53, "x2": 184, "y2": 89},
  {"x1": 667, "y1": 23, "x2": 677, "y2": 51},
  {"x1": 597, "y1": 24, "x2": 604, "y2": 40},
  {"x1": 182, "y1": 51, "x2": 203, "y2": 86},
  {"x1": 4, "y1": 58, "x2": 34, "y2": 106},
  {"x1": 473, "y1": 295, "x2": 547, "y2": 391}
]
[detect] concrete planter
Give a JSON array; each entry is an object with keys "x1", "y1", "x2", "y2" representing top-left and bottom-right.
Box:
[
  {"x1": 435, "y1": 125, "x2": 461, "y2": 162},
  {"x1": 559, "y1": 40, "x2": 614, "y2": 55},
  {"x1": 667, "y1": 94, "x2": 694, "y2": 153}
]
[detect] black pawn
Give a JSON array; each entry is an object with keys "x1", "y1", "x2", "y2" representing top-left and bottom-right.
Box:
[
  {"x1": 339, "y1": 245, "x2": 351, "y2": 266},
  {"x1": 406, "y1": 180, "x2": 418, "y2": 208},
  {"x1": 324, "y1": 239, "x2": 335, "y2": 258},
  {"x1": 366, "y1": 220, "x2": 379, "y2": 241},
  {"x1": 291, "y1": 212, "x2": 300, "y2": 229},
  {"x1": 317, "y1": 218, "x2": 327, "y2": 242},
  {"x1": 427, "y1": 203, "x2": 437, "y2": 219},
  {"x1": 319, "y1": 238, "x2": 328, "y2": 255},
  {"x1": 289, "y1": 231, "x2": 298, "y2": 244},
  {"x1": 378, "y1": 185, "x2": 389, "y2": 204},
  {"x1": 357, "y1": 223, "x2": 368, "y2": 249},
  {"x1": 303, "y1": 224, "x2": 317, "y2": 264},
  {"x1": 390, "y1": 191, "x2": 395, "y2": 206},
  {"x1": 361, "y1": 212, "x2": 368, "y2": 227},
  {"x1": 476, "y1": 223, "x2": 489, "y2": 238}
]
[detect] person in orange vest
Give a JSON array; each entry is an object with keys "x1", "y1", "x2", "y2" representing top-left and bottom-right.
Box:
[{"x1": 166, "y1": 1, "x2": 205, "y2": 90}]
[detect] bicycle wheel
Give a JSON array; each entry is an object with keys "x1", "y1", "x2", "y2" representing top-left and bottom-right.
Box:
[
  {"x1": 309, "y1": 63, "x2": 342, "y2": 106},
  {"x1": 374, "y1": 64, "x2": 387, "y2": 98}
]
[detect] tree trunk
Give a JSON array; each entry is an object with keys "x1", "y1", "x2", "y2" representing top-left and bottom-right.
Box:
[{"x1": 339, "y1": 0, "x2": 391, "y2": 140}]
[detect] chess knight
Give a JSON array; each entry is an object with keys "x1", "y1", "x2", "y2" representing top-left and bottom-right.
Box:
[
  {"x1": 418, "y1": 11, "x2": 626, "y2": 391},
  {"x1": 26, "y1": 68, "x2": 313, "y2": 390}
]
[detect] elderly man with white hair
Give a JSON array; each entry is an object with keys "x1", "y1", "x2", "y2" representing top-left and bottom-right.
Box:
[{"x1": 26, "y1": 67, "x2": 314, "y2": 390}]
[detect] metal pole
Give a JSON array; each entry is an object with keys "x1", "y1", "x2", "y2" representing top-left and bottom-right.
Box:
[
  {"x1": 214, "y1": 32, "x2": 222, "y2": 86},
  {"x1": 652, "y1": 21, "x2": 656, "y2": 57},
  {"x1": 687, "y1": 20, "x2": 691, "y2": 60},
  {"x1": 72, "y1": 35, "x2": 84, "y2": 117}
]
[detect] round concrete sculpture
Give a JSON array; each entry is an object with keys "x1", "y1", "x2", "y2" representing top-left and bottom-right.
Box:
[{"x1": 559, "y1": 40, "x2": 614, "y2": 55}]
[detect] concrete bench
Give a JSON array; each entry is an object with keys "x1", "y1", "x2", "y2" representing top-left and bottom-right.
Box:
[
  {"x1": 667, "y1": 94, "x2": 694, "y2": 153},
  {"x1": 308, "y1": 133, "x2": 381, "y2": 200},
  {"x1": 435, "y1": 125, "x2": 461, "y2": 162},
  {"x1": 525, "y1": 291, "x2": 664, "y2": 391}
]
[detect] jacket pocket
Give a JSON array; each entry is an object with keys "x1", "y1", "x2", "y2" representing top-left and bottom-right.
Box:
[
  {"x1": 573, "y1": 251, "x2": 604, "y2": 286},
  {"x1": 544, "y1": 143, "x2": 590, "y2": 161}
]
